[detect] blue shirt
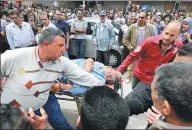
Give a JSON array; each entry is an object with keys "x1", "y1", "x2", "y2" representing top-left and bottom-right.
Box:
[{"x1": 51, "y1": 20, "x2": 69, "y2": 35}]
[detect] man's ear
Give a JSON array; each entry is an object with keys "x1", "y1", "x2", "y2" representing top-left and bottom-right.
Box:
[
  {"x1": 106, "y1": 75, "x2": 111, "y2": 81},
  {"x1": 76, "y1": 116, "x2": 81, "y2": 128},
  {"x1": 162, "y1": 100, "x2": 171, "y2": 116},
  {"x1": 41, "y1": 41, "x2": 49, "y2": 47}
]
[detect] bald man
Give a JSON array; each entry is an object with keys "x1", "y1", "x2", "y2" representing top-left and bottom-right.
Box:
[{"x1": 117, "y1": 21, "x2": 183, "y2": 116}]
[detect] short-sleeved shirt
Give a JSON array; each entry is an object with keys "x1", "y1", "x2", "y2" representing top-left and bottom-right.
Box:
[{"x1": 71, "y1": 19, "x2": 87, "y2": 39}]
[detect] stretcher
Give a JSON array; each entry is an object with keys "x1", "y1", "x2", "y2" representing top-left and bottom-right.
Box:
[{"x1": 55, "y1": 77, "x2": 124, "y2": 114}]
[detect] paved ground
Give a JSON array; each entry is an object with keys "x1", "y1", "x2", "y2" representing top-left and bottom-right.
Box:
[{"x1": 48, "y1": 74, "x2": 148, "y2": 129}]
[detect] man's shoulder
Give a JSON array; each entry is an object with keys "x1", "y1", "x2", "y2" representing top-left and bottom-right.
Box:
[
  {"x1": 6, "y1": 22, "x2": 14, "y2": 29},
  {"x1": 2, "y1": 47, "x2": 34, "y2": 60}
]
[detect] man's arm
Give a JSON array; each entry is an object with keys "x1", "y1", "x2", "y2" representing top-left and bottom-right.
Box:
[
  {"x1": 92, "y1": 24, "x2": 97, "y2": 44},
  {"x1": 117, "y1": 38, "x2": 150, "y2": 72},
  {"x1": 152, "y1": 25, "x2": 158, "y2": 36},
  {"x1": 109, "y1": 25, "x2": 115, "y2": 47},
  {"x1": 6, "y1": 26, "x2": 15, "y2": 49},
  {"x1": 124, "y1": 25, "x2": 134, "y2": 51},
  {"x1": 73, "y1": 21, "x2": 88, "y2": 34},
  {"x1": 70, "y1": 22, "x2": 78, "y2": 34},
  {"x1": 118, "y1": 28, "x2": 123, "y2": 45}
]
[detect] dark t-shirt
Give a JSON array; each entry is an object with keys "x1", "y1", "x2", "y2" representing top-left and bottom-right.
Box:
[{"x1": 52, "y1": 20, "x2": 69, "y2": 35}]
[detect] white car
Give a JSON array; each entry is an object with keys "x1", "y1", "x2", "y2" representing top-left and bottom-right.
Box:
[{"x1": 67, "y1": 17, "x2": 122, "y2": 67}]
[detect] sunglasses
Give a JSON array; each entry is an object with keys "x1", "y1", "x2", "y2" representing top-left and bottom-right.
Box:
[{"x1": 139, "y1": 17, "x2": 145, "y2": 19}]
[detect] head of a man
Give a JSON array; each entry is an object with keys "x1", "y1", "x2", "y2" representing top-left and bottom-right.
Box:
[
  {"x1": 127, "y1": 14, "x2": 136, "y2": 25},
  {"x1": 40, "y1": 12, "x2": 50, "y2": 26},
  {"x1": 102, "y1": 66, "x2": 120, "y2": 85},
  {"x1": 38, "y1": 27, "x2": 65, "y2": 61},
  {"x1": 154, "y1": 15, "x2": 162, "y2": 23},
  {"x1": 151, "y1": 62, "x2": 192, "y2": 126},
  {"x1": 54, "y1": 10, "x2": 61, "y2": 20},
  {"x1": 174, "y1": 43, "x2": 192, "y2": 62},
  {"x1": 80, "y1": 86, "x2": 130, "y2": 130},
  {"x1": 94, "y1": 8, "x2": 98, "y2": 15},
  {"x1": 179, "y1": 14, "x2": 185, "y2": 22},
  {"x1": 99, "y1": 10, "x2": 106, "y2": 23},
  {"x1": 0, "y1": 104, "x2": 35, "y2": 130},
  {"x1": 138, "y1": 11, "x2": 148, "y2": 26},
  {"x1": 118, "y1": 10, "x2": 124, "y2": 18},
  {"x1": 76, "y1": 9, "x2": 83, "y2": 20},
  {"x1": 9, "y1": 9, "x2": 22, "y2": 25},
  {"x1": 161, "y1": 20, "x2": 181, "y2": 46}
]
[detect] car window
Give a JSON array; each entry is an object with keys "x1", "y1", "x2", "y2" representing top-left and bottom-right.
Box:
[{"x1": 86, "y1": 22, "x2": 96, "y2": 35}]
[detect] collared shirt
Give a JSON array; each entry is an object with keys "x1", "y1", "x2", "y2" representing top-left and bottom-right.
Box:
[
  {"x1": 115, "y1": 17, "x2": 126, "y2": 26},
  {"x1": 6, "y1": 22, "x2": 35, "y2": 49},
  {"x1": 137, "y1": 26, "x2": 146, "y2": 47},
  {"x1": 42, "y1": 21, "x2": 57, "y2": 30},
  {"x1": 71, "y1": 19, "x2": 87, "y2": 39},
  {"x1": 1, "y1": 47, "x2": 101, "y2": 111}
]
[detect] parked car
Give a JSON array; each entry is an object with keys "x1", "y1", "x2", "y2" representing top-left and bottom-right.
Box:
[{"x1": 67, "y1": 17, "x2": 122, "y2": 67}]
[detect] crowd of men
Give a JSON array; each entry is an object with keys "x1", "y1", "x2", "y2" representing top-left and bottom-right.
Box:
[{"x1": 1, "y1": 2, "x2": 192, "y2": 130}]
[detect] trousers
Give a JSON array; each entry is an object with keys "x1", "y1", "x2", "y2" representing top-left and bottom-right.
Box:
[
  {"x1": 124, "y1": 75, "x2": 153, "y2": 116},
  {"x1": 35, "y1": 93, "x2": 73, "y2": 130}
]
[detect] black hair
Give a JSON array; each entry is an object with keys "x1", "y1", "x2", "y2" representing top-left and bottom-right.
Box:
[
  {"x1": 0, "y1": 104, "x2": 35, "y2": 129},
  {"x1": 177, "y1": 43, "x2": 192, "y2": 56},
  {"x1": 81, "y1": 86, "x2": 130, "y2": 130},
  {"x1": 155, "y1": 62, "x2": 192, "y2": 123},
  {"x1": 163, "y1": 14, "x2": 172, "y2": 21},
  {"x1": 139, "y1": 10, "x2": 148, "y2": 17}
]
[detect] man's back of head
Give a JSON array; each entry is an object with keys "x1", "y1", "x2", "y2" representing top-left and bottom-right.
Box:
[
  {"x1": 80, "y1": 86, "x2": 130, "y2": 130},
  {"x1": 174, "y1": 43, "x2": 192, "y2": 62},
  {"x1": 152, "y1": 62, "x2": 192, "y2": 126}
]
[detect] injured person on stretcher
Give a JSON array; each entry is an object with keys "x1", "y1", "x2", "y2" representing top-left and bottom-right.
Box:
[{"x1": 51, "y1": 58, "x2": 121, "y2": 95}]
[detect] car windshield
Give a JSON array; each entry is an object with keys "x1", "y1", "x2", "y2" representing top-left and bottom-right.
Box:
[{"x1": 111, "y1": 21, "x2": 121, "y2": 31}]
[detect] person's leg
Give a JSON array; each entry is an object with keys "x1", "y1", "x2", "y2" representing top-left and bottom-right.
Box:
[
  {"x1": 131, "y1": 74, "x2": 140, "y2": 89},
  {"x1": 75, "y1": 39, "x2": 80, "y2": 59},
  {"x1": 79, "y1": 39, "x2": 85, "y2": 58},
  {"x1": 124, "y1": 82, "x2": 153, "y2": 116},
  {"x1": 96, "y1": 50, "x2": 103, "y2": 63},
  {"x1": 103, "y1": 50, "x2": 110, "y2": 66},
  {"x1": 35, "y1": 93, "x2": 73, "y2": 130}
]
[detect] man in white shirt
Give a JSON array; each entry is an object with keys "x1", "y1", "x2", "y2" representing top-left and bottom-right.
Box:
[
  {"x1": 39, "y1": 11, "x2": 57, "y2": 30},
  {"x1": 115, "y1": 10, "x2": 126, "y2": 26},
  {"x1": 1, "y1": 27, "x2": 101, "y2": 130},
  {"x1": 6, "y1": 9, "x2": 35, "y2": 50}
]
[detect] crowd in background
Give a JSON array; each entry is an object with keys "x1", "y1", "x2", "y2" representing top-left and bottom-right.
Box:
[{"x1": 1, "y1": 2, "x2": 192, "y2": 130}]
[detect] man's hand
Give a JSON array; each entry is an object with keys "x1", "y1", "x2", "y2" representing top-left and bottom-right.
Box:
[
  {"x1": 184, "y1": 32, "x2": 191, "y2": 41},
  {"x1": 109, "y1": 45, "x2": 112, "y2": 50},
  {"x1": 147, "y1": 106, "x2": 161, "y2": 125},
  {"x1": 93, "y1": 41, "x2": 97, "y2": 46},
  {"x1": 66, "y1": 44, "x2": 69, "y2": 50},
  {"x1": 23, "y1": 107, "x2": 48, "y2": 130},
  {"x1": 1, "y1": 32, "x2": 5, "y2": 36},
  {"x1": 51, "y1": 83, "x2": 72, "y2": 93},
  {"x1": 1, "y1": 77, "x2": 6, "y2": 88}
]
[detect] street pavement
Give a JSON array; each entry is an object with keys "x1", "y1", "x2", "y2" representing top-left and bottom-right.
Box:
[{"x1": 48, "y1": 74, "x2": 148, "y2": 129}]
